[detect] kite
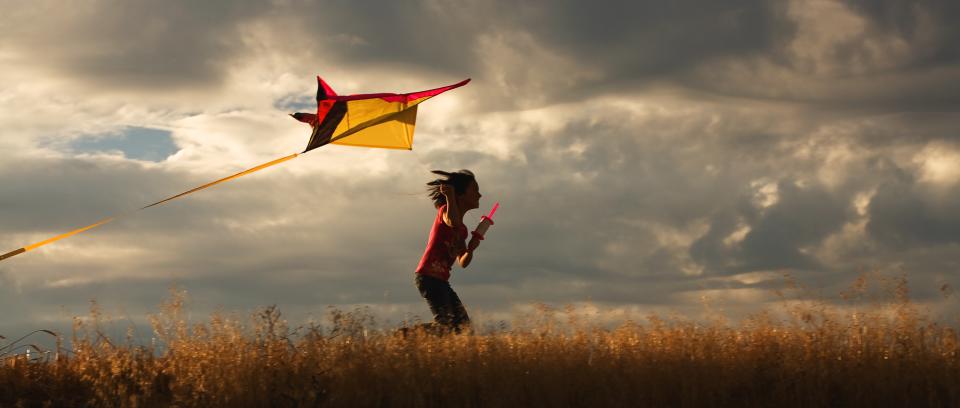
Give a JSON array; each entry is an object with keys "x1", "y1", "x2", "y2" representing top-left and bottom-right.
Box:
[{"x1": 0, "y1": 76, "x2": 470, "y2": 262}]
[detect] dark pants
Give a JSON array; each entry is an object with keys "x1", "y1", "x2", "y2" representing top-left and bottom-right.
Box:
[{"x1": 415, "y1": 274, "x2": 470, "y2": 333}]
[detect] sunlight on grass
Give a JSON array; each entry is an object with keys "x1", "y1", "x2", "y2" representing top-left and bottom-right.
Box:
[{"x1": 2, "y1": 273, "x2": 958, "y2": 407}]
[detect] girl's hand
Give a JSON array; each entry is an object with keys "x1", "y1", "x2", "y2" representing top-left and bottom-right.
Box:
[
  {"x1": 459, "y1": 237, "x2": 481, "y2": 268},
  {"x1": 467, "y1": 236, "x2": 481, "y2": 252}
]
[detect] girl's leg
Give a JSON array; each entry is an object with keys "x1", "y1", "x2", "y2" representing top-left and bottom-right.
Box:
[
  {"x1": 415, "y1": 275, "x2": 457, "y2": 329},
  {"x1": 447, "y1": 287, "x2": 471, "y2": 333}
]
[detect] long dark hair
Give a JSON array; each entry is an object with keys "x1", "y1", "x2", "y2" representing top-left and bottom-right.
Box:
[{"x1": 426, "y1": 169, "x2": 475, "y2": 208}]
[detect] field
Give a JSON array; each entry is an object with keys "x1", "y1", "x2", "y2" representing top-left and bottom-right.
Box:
[{"x1": 2, "y1": 276, "x2": 959, "y2": 407}]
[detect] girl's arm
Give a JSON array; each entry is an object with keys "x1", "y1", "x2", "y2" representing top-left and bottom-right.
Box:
[
  {"x1": 458, "y1": 236, "x2": 481, "y2": 268},
  {"x1": 439, "y1": 184, "x2": 462, "y2": 228}
]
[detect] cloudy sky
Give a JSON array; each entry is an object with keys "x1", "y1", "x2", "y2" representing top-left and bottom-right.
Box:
[{"x1": 2, "y1": 0, "x2": 959, "y2": 336}]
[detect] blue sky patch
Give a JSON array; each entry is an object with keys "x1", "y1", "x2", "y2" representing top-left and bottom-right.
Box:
[
  {"x1": 70, "y1": 127, "x2": 178, "y2": 162},
  {"x1": 273, "y1": 93, "x2": 315, "y2": 113}
]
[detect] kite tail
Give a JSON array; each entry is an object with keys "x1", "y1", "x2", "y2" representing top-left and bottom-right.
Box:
[
  {"x1": 142, "y1": 153, "x2": 299, "y2": 209},
  {"x1": 0, "y1": 248, "x2": 25, "y2": 261},
  {"x1": 0, "y1": 153, "x2": 300, "y2": 263}
]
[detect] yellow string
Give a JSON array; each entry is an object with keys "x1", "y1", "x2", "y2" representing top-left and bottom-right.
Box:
[{"x1": 4, "y1": 153, "x2": 300, "y2": 260}]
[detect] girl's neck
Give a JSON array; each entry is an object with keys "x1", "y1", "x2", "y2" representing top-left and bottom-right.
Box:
[{"x1": 448, "y1": 201, "x2": 466, "y2": 223}]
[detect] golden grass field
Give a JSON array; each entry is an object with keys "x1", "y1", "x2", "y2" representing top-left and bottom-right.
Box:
[{"x1": 2, "y1": 274, "x2": 958, "y2": 407}]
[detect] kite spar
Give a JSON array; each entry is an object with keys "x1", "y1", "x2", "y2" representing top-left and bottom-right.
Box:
[{"x1": 0, "y1": 77, "x2": 470, "y2": 262}]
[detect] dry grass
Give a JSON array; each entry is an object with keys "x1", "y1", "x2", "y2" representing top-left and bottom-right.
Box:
[{"x1": 2, "y1": 275, "x2": 959, "y2": 407}]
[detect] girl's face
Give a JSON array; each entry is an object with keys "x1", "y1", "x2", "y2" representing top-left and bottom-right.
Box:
[{"x1": 460, "y1": 180, "x2": 482, "y2": 210}]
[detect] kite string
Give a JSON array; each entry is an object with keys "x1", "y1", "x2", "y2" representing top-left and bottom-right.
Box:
[{"x1": 0, "y1": 153, "x2": 301, "y2": 262}]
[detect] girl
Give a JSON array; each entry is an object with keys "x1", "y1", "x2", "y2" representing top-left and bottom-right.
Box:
[{"x1": 414, "y1": 169, "x2": 483, "y2": 333}]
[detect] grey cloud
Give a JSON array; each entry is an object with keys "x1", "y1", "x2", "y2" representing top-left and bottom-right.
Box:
[
  {"x1": 835, "y1": 113, "x2": 960, "y2": 150},
  {"x1": 281, "y1": 0, "x2": 792, "y2": 107},
  {"x1": 278, "y1": 1, "x2": 478, "y2": 74},
  {"x1": 0, "y1": 157, "x2": 182, "y2": 232},
  {"x1": 6, "y1": 0, "x2": 958, "y2": 113},
  {"x1": 3, "y1": 0, "x2": 268, "y2": 89},
  {"x1": 736, "y1": 181, "x2": 850, "y2": 272},
  {"x1": 867, "y1": 178, "x2": 960, "y2": 247},
  {"x1": 681, "y1": 1, "x2": 960, "y2": 110},
  {"x1": 844, "y1": 0, "x2": 960, "y2": 68},
  {"x1": 461, "y1": 98, "x2": 955, "y2": 303},
  {"x1": 513, "y1": 0, "x2": 788, "y2": 75}
]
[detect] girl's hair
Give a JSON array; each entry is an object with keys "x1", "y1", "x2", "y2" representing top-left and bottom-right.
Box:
[{"x1": 426, "y1": 169, "x2": 476, "y2": 208}]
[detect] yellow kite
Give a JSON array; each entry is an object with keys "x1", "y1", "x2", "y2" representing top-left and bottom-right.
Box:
[{"x1": 0, "y1": 76, "x2": 470, "y2": 262}]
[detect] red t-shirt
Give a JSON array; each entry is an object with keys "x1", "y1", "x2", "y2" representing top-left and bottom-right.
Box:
[{"x1": 415, "y1": 205, "x2": 468, "y2": 281}]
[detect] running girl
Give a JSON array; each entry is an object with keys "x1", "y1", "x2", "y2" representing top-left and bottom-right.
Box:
[{"x1": 414, "y1": 169, "x2": 483, "y2": 333}]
